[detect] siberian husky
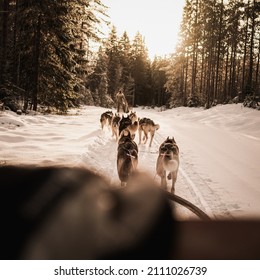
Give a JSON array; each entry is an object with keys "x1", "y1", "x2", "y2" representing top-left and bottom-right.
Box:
[
  {"x1": 111, "y1": 113, "x2": 121, "y2": 141},
  {"x1": 138, "y1": 117, "x2": 160, "y2": 147},
  {"x1": 117, "y1": 129, "x2": 138, "y2": 186},
  {"x1": 100, "y1": 111, "x2": 113, "y2": 130},
  {"x1": 156, "y1": 137, "x2": 179, "y2": 193}
]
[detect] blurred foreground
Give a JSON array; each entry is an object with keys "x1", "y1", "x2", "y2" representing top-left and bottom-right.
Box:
[{"x1": 0, "y1": 165, "x2": 260, "y2": 260}]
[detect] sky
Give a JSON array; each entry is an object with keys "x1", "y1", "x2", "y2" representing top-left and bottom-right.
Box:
[
  {"x1": 102, "y1": 0, "x2": 186, "y2": 59},
  {"x1": 1, "y1": 104, "x2": 260, "y2": 220}
]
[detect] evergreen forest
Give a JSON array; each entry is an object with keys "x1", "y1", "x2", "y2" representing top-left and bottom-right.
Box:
[{"x1": 0, "y1": 0, "x2": 259, "y2": 113}]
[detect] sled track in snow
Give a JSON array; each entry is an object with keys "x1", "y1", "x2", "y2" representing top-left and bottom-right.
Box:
[{"x1": 81, "y1": 128, "x2": 119, "y2": 184}]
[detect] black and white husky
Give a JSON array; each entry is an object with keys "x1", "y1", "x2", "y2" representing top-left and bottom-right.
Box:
[{"x1": 117, "y1": 129, "x2": 138, "y2": 186}]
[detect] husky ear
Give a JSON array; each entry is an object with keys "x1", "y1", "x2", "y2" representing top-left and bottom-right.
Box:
[{"x1": 166, "y1": 136, "x2": 169, "y2": 140}]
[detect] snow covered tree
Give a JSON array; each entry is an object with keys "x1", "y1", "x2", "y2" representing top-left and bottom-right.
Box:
[{"x1": 0, "y1": 0, "x2": 107, "y2": 113}]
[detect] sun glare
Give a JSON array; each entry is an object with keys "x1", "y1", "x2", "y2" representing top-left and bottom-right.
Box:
[{"x1": 102, "y1": 0, "x2": 185, "y2": 59}]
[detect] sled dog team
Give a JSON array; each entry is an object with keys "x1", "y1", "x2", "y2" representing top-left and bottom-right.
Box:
[{"x1": 100, "y1": 110, "x2": 180, "y2": 193}]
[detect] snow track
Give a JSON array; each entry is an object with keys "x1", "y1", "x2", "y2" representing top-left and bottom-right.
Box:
[{"x1": 81, "y1": 128, "x2": 119, "y2": 185}]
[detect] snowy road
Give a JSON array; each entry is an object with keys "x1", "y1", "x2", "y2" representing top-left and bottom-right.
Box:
[
  {"x1": 80, "y1": 106, "x2": 260, "y2": 220},
  {"x1": 1, "y1": 104, "x2": 259, "y2": 220},
  {"x1": 144, "y1": 106, "x2": 260, "y2": 220}
]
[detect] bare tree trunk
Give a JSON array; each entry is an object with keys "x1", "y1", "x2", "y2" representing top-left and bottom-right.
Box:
[
  {"x1": 199, "y1": 42, "x2": 205, "y2": 96},
  {"x1": 184, "y1": 55, "x2": 189, "y2": 103},
  {"x1": 223, "y1": 48, "x2": 229, "y2": 102},
  {"x1": 214, "y1": 0, "x2": 224, "y2": 102},
  {"x1": 191, "y1": 0, "x2": 199, "y2": 98},
  {"x1": 206, "y1": 50, "x2": 213, "y2": 108},
  {"x1": 246, "y1": 0, "x2": 256, "y2": 96},
  {"x1": 255, "y1": 37, "x2": 260, "y2": 96},
  {"x1": 231, "y1": 43, "x2": 238, "y2": 98},
  {"x1": 0, "y1": 0, "x2": 9, "y2": 83},
  {"x1": 13, "y1": 0, "x2": 20, "y2": 85},
  {"x1": 180, "y1": 60, "x2": 185, "y2": 105},
  {"x1": 228, "y1": 45, "x2": 234, "y2": 99},
  {"x1": 32, "y1": 15, "x2": 41, "y2": 111},
  {"x1": 241, "y1": 0, "x2": 250, "y2": 101}
]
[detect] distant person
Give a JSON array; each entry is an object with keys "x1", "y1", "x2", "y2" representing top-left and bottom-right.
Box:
[{"x1": 116, "y1": 89, "x2": 129, "y2": 113}]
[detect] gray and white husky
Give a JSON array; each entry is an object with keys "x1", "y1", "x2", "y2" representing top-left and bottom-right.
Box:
[{"x1": 156, "y1": 137, "x2": 179, "y2": 193}]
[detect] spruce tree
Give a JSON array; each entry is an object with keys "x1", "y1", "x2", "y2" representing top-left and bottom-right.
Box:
[{"x1": 130, "y1": 32, "x2": 151, "y2": 106}]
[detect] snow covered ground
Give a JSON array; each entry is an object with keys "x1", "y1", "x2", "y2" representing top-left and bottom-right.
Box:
[{"x1": 0, "y1": 104, "x2": 259, "y2": 220}]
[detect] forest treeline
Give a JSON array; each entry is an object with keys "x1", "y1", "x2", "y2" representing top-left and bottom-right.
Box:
[
  {"x1": 166, "y1": 0, "x2": 260, "y2": 109},
  {"x1": 0, "y1": 0, "x2": 259, "y2": 113},
  {"x1": 0, "y1": 0, "x2": 108, "y2": 113}
]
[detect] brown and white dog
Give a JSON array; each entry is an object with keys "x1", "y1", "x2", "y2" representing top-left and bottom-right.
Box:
[
  {"x1": 119, "y1": 114, "x2": 132, "y2": 135},
  {"x1": 128, "y1": 111, "x2": 138, "y2": 123},
  {"x1": 118, "y1": 113, "x2": 139, "y2": 140},
  {"x1": 111, "y1": 113, "x2": 121, "y2": 141},
  {"x1": 100, "y1": 110, "x2": 113, "y2": 130},
  {"x1": 123, "y1": 120, "x2": 139, "y2": 140},
  {"x1": 127, "y1": 111, "x2": 139, "y2": 140},
  {"x1": 156, "y1": 137, "x2": 179, "y2": 193},
  {"x1": 138, "y1": 117, "x2": 160, "y2": 147},
  {"x1": 117, "y1": 129, "x2": 138, "y2": 186}
]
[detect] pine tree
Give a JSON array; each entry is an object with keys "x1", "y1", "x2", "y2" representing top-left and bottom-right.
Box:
[
  {"x1": 0, "y1": 0, "x2": 107, "y2": 112},
  {"x1": 104, "y1": 25, "x2": 121, "y2": 100},
  {"x1": 118, "y1": 31, "x2": 132, "y2": 86},
  {"x1": 130, "y1": 32, "x2": 151, "y2": 106},
  {"x1": 118, "y1": 31, "x2": 135, "y2": 106},
  {"x1": 0, "y1": 0, "x2": 9, "y2": 85},
  {"x1": 165, "y1": 0, "x2": 259, "y2": 108},
  {"x1": 151, "y1": 56, "x2": 168, "y2": 107}
]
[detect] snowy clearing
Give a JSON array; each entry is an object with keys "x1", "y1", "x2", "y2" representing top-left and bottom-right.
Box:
[{"x1": 0, "y1": 104, "x2": 259, "y2": 220}]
